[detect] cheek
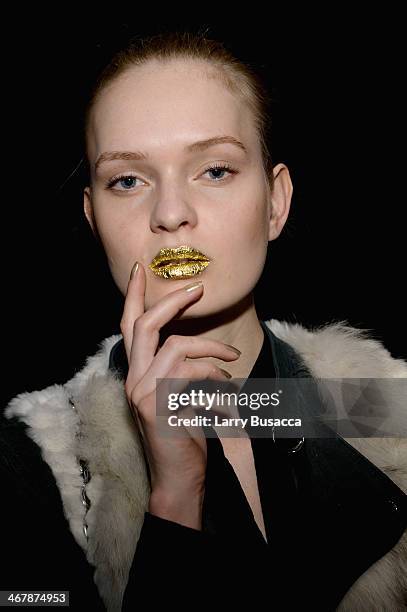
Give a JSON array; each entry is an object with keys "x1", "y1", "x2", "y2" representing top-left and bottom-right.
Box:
[
  {"x1": 92, "y1": 206, "x2": 139, "y2": 282},
  {"x1": 92, "y1": 198, "x2": 130, "y2": 251},
  {"x1": 228, "y1": 196, "x2": 268, "y2": 251},
  {"x1": 229, "y1": 198, "x2": 268, "y2": 281},
  {"x1": 247, "y1": 198, "x2": 269, "y2": 241},
  {"x1": 98, "y1": 218, "x2": 127, "y2": 260}
]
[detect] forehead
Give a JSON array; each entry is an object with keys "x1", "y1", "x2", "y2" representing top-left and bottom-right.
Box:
[{"x1": 88, "y1": 60, "x2": 256, "y2": 159}]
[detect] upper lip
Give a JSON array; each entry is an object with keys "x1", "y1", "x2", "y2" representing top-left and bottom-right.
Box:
[{"x1": 150, "y1": 245, "x2": 211, "y2": 269}]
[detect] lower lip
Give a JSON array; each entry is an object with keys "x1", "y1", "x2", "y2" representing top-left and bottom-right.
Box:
[{"x1": 150, "y1": 260, "x2": 210, "y2": 279}]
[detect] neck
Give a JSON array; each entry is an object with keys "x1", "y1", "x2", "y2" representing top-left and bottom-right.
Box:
[{"x1": 159, "y1": 293, "x2": 265, "y2": 379}]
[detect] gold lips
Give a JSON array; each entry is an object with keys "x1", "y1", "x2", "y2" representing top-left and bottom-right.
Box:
[{"x1": 149, "y1": 246, "x2": 211, "y2": 279}]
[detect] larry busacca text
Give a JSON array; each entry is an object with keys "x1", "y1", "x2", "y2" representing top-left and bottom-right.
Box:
[{"x1": 165, "y1": 388, "x2": 302, "y2": 431}]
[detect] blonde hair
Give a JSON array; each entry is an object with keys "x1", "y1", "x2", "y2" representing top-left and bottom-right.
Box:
[{"x1": 83, "y1": 30, "x2": 275, "y2": 190}]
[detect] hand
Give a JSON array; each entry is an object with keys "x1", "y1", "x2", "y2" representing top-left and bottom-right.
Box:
[{"x1": 120, "y1": 262, "x2": 241, "y2": 528}]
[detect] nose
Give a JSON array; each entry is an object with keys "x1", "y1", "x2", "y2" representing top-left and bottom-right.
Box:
[{"x1": 150, "y1": 186, "x2": 198, "y2": 233}]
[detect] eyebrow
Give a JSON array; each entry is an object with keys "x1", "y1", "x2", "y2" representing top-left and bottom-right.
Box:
[{"x1": 94, "y1": 135, "x2": 248, "y2": 172}]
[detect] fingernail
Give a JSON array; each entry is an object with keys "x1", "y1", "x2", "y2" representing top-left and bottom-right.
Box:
[
  {"x1": 184, "y1": 281, "x2": 203, "y2": 292},
  {"x1": 226, "y1": 344, "x2": 241, "y2": 355},
  {"x1": 219, "y1": 368, "x2": 232, "y2": 378},
  {"x1": 130, "y1": 262, "x2": 139, "y2": 280}
]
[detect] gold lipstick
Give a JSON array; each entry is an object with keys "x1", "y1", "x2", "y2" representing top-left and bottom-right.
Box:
[{"x1": 149, "y1": 246, "x2": 211, "y2": 280}]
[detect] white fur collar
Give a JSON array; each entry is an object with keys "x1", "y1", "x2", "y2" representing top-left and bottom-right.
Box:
[{"x1": 5, "y1": 319, "x2": 407, "y2": 611}]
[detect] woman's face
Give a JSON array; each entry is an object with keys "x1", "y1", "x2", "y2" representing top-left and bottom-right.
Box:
[{"x1": 84, "y1": 59, "x2": 292, "y2": 316}]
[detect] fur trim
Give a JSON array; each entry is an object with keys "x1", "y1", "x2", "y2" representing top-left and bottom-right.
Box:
[
  {"x1": 66, "y1": 362, "x2": 149, "y2": 611},
  {"x1": 5, "y1": 334, "x2": 150, "y2": 612},
  {"x1": 265, "y1": 318, "x2": 407, "y2": 378},
  {"x1": 5, "y1": 320, "x2": 407, "y2": 611},
  {"x1": 4, "y1": 384, "x2": 86, "y2": 547},
  {"x1": 336, "y1": 530, "x2": 407, "y2": 611}
]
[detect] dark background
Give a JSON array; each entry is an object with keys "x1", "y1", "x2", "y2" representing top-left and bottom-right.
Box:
[{"x1": 3, "y1": 10, "x2": 406, "y2": 404}]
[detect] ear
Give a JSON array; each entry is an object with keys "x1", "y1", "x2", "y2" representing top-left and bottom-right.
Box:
[
  {"x1": 267, "y1": 163, "x2": 293, "y2": 241},
  {"x1": 83, "y1": 186, "x2": 97, "y2": 237}
]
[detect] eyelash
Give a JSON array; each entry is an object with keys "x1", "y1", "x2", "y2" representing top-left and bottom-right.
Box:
[{"x1": 105, "y1": 162, "x2": 238, "y2": 191}]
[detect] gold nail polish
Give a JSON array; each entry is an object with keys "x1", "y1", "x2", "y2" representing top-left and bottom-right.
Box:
[
  {"x1": 130, "y1": 262, "x2": 139, "y2": 280},
  {"x1": 184, "y1": 281, "x2": 203, "y2": 292},
  {"x1": 226, "y1": 344, "x2": 241, "y2": 355},
  {"x1": 219, "y1": 368, "x2": 232, "y2": 378}
]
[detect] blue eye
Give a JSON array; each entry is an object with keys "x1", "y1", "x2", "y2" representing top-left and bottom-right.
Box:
[
  {"x1": 118, "y1": 176, "x2": 138, "y2": 189},
  {"x1": 203, "y1": 163, "x2": 238, "y2": 181},
  {"x1": 106, "y1": 175, "x2": 140, "y2": 190}
]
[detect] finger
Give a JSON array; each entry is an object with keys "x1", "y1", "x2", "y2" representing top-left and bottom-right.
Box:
[
  {"x1": 128, "y1": 281, "x2": 205, "y2": 386},
  {"x1": 127, "y1": 335, "x2": 239, "y2": 400},
  {"x1": 120, "y1": 262, "x2": 146, "y2": 361},
  {"x1": 130, "y1": 358, "x2": 231, "y2": 412}
]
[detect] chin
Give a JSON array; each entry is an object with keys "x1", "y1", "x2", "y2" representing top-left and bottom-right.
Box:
[{"x1": 178, "y1": 295, "x2": 243, "y2": 320}]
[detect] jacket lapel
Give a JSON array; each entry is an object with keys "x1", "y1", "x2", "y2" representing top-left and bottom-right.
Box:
[{"x1": 261, "y1": 319, "x2": 407, "y2": 608}]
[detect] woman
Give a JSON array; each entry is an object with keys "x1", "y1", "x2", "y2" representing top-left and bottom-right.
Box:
[{"x1": 2, "y1": 31, "x2": 406, "y2": 611}]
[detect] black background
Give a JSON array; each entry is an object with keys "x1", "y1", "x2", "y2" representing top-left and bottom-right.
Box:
[{"x1": 3, "y1": 9, "x2": 406, "y2": 404}]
